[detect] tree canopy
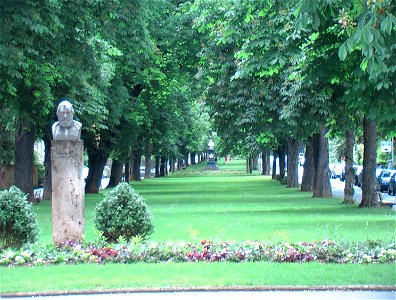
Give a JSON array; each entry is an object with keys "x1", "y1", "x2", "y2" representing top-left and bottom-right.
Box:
[{"x1": 1, "y1": 0, "x2": 395, "y2": 206}]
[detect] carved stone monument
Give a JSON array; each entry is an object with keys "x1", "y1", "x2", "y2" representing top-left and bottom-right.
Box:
[{"x1": 51, "y1": 100, "x2": 84, "y2": 245}]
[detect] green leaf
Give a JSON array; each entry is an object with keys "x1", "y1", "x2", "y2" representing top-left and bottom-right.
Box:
[
  {"x1": 380, "y1": 15, "x2": 393, "y2": 35},
  {"x1": 338, "y1": 42, "x2": 348, "y2": 60},
  {"x1": 364, "y1": 27, "x2": 374, "y2": 44},
  {"x1": 360, "y1": 58, "x2": 368, "y2": 72}
]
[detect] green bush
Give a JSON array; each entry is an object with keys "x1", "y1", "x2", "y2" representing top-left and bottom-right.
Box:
[
  {"x1": 94, "y1": 183, "x2": 154, "y2": 242},
  {"x1": 0, "y1": 186, "x2": 39, "y2": 248}
]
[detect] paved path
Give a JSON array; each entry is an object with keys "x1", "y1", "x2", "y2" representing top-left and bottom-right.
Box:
[
  {"x1": 330, "y1": 179, "x2": 396, "y2": 207},
  {"x1": 3, "y1": 290, "x2": 396, "y2": 300}
]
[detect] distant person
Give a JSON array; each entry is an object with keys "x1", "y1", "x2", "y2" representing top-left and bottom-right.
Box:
[{"x1": 52, "y1": 100, "x2": 82, "y2": 141}]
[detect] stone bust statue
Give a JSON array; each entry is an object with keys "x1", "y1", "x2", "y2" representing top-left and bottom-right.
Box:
[{"x1": 52, "y1": 100, "x2": 82, "y2": 141}]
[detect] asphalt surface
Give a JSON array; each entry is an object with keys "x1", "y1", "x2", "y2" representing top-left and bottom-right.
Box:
[{"x1": 330, "y1": 178, "x2": 396, "y2": 208}]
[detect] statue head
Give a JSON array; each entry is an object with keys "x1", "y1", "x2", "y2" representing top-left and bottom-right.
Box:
[{"x1": 56, "y1": 100, "x2": 74, "y2": 128}]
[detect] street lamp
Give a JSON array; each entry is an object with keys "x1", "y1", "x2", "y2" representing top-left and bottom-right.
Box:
[{"x1": 205, "y1": 139, "x2": 219, "y2": 170}]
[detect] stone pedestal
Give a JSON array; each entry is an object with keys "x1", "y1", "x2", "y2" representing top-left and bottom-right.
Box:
[{"x1": 51, "y1": 140, "x2": 84, "y2": 245}]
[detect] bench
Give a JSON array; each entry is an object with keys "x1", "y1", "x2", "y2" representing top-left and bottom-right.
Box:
[{"x1": 378, "y1": 191, "x2": 395, "y2": 208}]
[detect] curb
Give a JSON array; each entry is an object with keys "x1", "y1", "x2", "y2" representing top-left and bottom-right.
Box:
[{"x1": 2, "y1": 286, "x2": 396, "y2": 298}]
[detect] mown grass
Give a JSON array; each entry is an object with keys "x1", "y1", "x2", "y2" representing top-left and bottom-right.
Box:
[
  {"x1": 1, "y1": 159, "x2": 395, "y2": 293},
  {"x1": 35, "y1": 159, "x2": 395, "y2": 244},
  {"x1": 2, "y1": 263, "x2": 395, "y2": 293}
]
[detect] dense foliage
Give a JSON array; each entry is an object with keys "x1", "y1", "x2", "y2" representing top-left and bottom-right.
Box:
[
  {"x1": 94, "y1": 183, "x2": 154, "y2": 242},
  {"x1": 1, "y1": 0, "x2": 395, "y2": 205},
  {"x1": 0, "y1": 186, "x2": 39, "y2": 248}
]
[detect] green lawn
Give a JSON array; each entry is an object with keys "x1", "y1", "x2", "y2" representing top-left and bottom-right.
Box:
[
  {"x1": 35, "y1": 159, "x2": 395, "y2": 244},
  {"x1": 2, "y1": 263, "x2": 395, "y2": 293},
  {"x1": 1, "y1": 159, "x2": 395, "y2": 293}
]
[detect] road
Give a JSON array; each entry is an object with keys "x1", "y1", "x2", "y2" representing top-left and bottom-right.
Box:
[{"x1": 331, "y1": 178, "x2": 396, "y2": 207}]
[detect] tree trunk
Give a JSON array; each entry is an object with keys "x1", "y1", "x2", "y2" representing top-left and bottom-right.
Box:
[
  {"x1": 360, "y1": 117, "x2": 378, "y2": 207},
  {"x1": 191, "y1": 151, "x2": 196, "y2": 165},
  {"x1": 170, "y1": 156, "x2": 175, "y2": 173},
  {"x1": 278, "y1": 143, "x2": 286, "y2": 179},
  {"x1": 177, "y1": 158, "x2": 183, "y2": 170},
  {"x1": 165, "y1": 158, "x2": 169, "y2": 176},
  {"x1": 0, "y1": 138, "x2": 3, "y2": 164},
  {"x1": 261, "y1": 150, "x2": 271, "y2": 175},
  {"x1": 131, "y1": 147, "x2": 142, "y2": 181},
  {"x1": 312, "y1": 126, "x2": 332, "y2": 198},
  {"x1": 107, "y1": 159, "x2": 123, "y2": 188},
  {"x1": 43, "y1": 137, "x2": 52, "y2": 200},
  {"x1": 160, "y1": 156, "x2": 166, "y2": 177},
  {"x1": 301, "y1": 140, "x2": 314, "y2": 192},
  {"x1": 155, "y1": 156, "x2": 160, "y2": 177},
  {"x1": 246, "y1": 157, "x2": 253, "y2": 174},
  {"x1": 124, "y1": 162, "x2": 131, "y2": 182},
  {"x1": 252, "y1": 156, "x2": 257, "y2": 170},
  {"x1": 14, "y1": 122, "x2": 35, "y2": 202},
  {"x1": 85, "y1": 151, "x2": 108, "y2": 194},
  {"x1": 272, "y1": 153, "x2": 277, "y2": 179},
  {"x1": 265, "y1": 151, "x2": 271, "y2": 175},
  {"x1": 184, "y1": 152, "x2": 190, "y2": 167},
  {"x1": 343, "y1": 130, "x2": 355, "y2": 204},
  {"x1": 287, "y1": 138, "x2": 302, "y2": 188},
  {"x1": 144, "y1": 142, "x2": 152, "y2": 179}
]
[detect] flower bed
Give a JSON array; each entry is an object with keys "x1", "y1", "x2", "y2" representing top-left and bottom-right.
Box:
[{"x1": 1, "y1": 240, "x2": 395, "y2": 267}]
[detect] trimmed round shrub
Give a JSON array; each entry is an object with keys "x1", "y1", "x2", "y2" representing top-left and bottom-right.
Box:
[
  {"x1": 94, "y1": 183, "x2": 154, "y2": 242},
  {"x1": 0, "y1": 186, "x2": 39, "y2": 248}
]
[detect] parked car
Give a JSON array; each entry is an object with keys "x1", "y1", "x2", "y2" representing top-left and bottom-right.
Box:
[
  {"x1": 340, "y1": 165, "x2": 362, "y2": 183},
  {"x1": 377, "y1": 169, "x2": 396, "y2": 192},
  {"x1": 357, "y1": 168, "x2": 383, "y2": 188},
  {"x1": 388, "y1": 172, "x2": 396, "y2": 196}
]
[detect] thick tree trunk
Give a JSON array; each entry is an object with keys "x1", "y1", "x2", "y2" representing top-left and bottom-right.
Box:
[
  {"x1": 278, "y1": 143, "x2": 286, "y2": 179},
  {"x1": 14, "y1": 122, "x2": 35, "y2": 202},
  {"x1": 155, "y1": 156, "x2": 160, "y2": 177},
  {"x1": 0, "y1": 138, "x2": 2, "y2": 164},
  {"x1": 108, "y1": 159, "x2": 123, "y2": 188},
  {"x1": 43, "y1": 137, "x2": 52, "y2": 200},
  {"x1": 261, "y1": 150, "x2": 271, "y2": 175},
  {"x1": 246, "y1": 157, "x2": 253, "y2": 174},
  {"x1": 301, "y1": 140, "x2": 314, "y2": 192},
  {"x1": 144, "y1": 142, "x2": 152, "y2": 179},
  {"x1": 177, "y1": 158, "x2": 183, "y2": 170},
  {"x1": 260, "y1": 152, "x2": 265, "y2": 175},
  {"x1": 287, "y1": 138, "x2": 302, "y2": 188},
  {"x1": 191, "y1": 151, "x2": 196, "y2": 165},
  {"x1": 272, "y1": 153, "x2": 277, "y2": 179},
  {"x1": 170, "y1": 156, "x2": 175, "y2": 173},
  {"x1": 124, "y1": 162, "x2": 131, "y2": 182},
  {"x1": 160, "y1": 156, "x2": 166, "y2": 177},
  {"x1": 184, "y1": 152, "x2": 190, "y2": 167},
  {"x1": 360, "y1": 117, "x2": 378, "y2": 207},
  {"x1": 343, "y1": 130, "x2": 355, "y2": 204},
  {"x1": 85, "y1": 151, "x2": 108, "y2": 194},
  {"x1": 312, "y1": 127, "x2": 332, "y2": 198},
  {"x1": 252, "y1": 156, "x2": 257, "y2": 170},
  {"x1": 265, "y1": 151, "x2": 271, "y2": 175},
  {"x1": 131, "y1": 147, "x2": 142, "y2": 181}
]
